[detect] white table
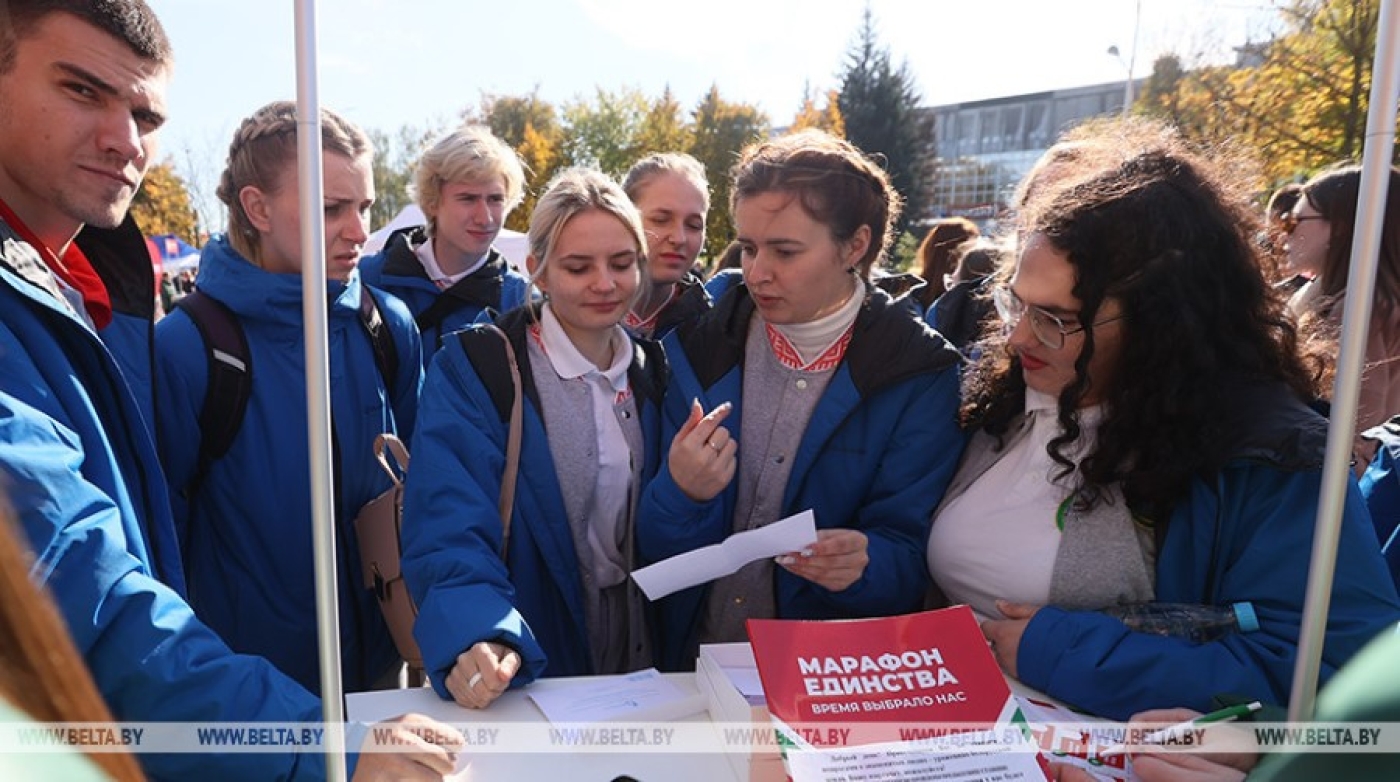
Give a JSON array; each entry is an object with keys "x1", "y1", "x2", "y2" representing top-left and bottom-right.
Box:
[{"x1": 347, "y1": 673, "x2": 743, "y2": 781}]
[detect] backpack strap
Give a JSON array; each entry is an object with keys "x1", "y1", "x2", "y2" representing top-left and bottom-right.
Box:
[
  {"x1": 175, "y1": 291, "x2": 253, "y2": 499},
  {"x1": 359, "y1": 285, "x2": 400, "y2": 398},
  {"x1": 456, "y1": 326, "x2": 522, "y2": 558}
]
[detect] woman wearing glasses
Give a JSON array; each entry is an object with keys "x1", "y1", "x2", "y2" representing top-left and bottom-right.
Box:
[
  {"x1": 1283, "y1": 164, "x2": 1400, "y2": 469},
  {"x1": 925, "y1": 129, "x2": 1399, "y2": 721}
]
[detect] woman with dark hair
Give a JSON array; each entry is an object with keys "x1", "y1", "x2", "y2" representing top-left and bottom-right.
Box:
[
  {"x1": 639, "y1": 130, "x2": 964, "y2": 671},
  {"x1": 1284, "y1": 164, "x2": 1400, "y2": 468},
  {"x1": 926, "y1": 132, "x2": 1399, "y2": 720},
  {"x1": 913, "y1": 217, "x2": 979, "y2": 310}
]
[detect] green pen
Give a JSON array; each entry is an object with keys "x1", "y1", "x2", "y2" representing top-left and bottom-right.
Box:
[{"x1": 1101, "y1": 701, "x2": 1263, "y2": 756}]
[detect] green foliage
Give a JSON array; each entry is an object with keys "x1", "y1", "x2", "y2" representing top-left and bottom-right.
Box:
[
  {"x1": 367, "y1": 124, "x2": 437, "y2": 230},
  {"x1": 562, "y1": 87, "x2": 652, "y2": 177},
  {"x1": 1143, "y1": 0, "x2": 1399, "y2": 186},
  {"x1": 836, "y1": 6, "x2": 930, "y2": 231},
  {"x1": 130, "y1": 161, "x2": 198, "y2": 245},
  {"x1": 887, "y1": 230, "x2": 921, "y2": 274},
  {"x1": 391, "y1": 86, "x2": 771, "y2": 248},
  {"x1": 635, "y1": 86, "x2": 694, "y2": 158},
  {"x1": 690, "y1": 85, "x2": 771, "y2": 260}
]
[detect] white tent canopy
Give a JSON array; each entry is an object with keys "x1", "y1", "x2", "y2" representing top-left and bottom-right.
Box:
[{"x1": 364, "y1": 204, "x2": 529, "y2": 275}]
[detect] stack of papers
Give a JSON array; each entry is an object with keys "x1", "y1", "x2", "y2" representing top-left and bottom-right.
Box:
[
  {"x1": 527, "y1": 668, "x2": 706, "y2": 725},
  {"x1": 695, "y1": 644, "x2": 785, "y2": 782}
]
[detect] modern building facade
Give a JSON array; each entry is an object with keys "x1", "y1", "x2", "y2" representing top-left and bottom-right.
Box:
[{"x1": 918, "y1": 79, "x2": 1146, "y2": 228}]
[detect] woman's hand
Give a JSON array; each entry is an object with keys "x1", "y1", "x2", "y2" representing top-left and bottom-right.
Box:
[
  {"x1": 1125, "y1": 708, "x2": 1258, "y2": 781},
  {"x1": 353, "y1": 713, "x2": 463, "y2": 780},
  {"x1": 445, "y1": 641, "x2": 521, "y2": 709},
  {"x1": 667, "y1": 400, "x2": 736, "y2": 502},
  {"x1": 980, "y1": 600, "x2": 1040, "y2": 678},
  {"x1": 777, "y1": 528, "x2": 869, "y2": 591}
]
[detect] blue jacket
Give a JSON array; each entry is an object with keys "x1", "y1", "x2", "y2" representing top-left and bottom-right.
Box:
[
  {"x1": 0, "y1": 220, "x2": 325, "y2": 780},
  {"x1": 1359, "y1": 416, "x2": 1400, "y2": 588},
  {"x1": 154, "y1": 236, "x2": 423, "y2": 694},
  {"x1": 77, "y1": 215, "x2": 161, "y2": 432},
  {"x1": 637, "y1": 270, "x2": 712, "y2": 341},
  {"x1": 402, "y1": 306, "x2": 667, "y2": 698},
  {"x1": 639, "y1": 280, "x2": 965, "y2": 671},
  {"x1": 359, "y1": 226, "x2": 529, "y2": 364},
  {"x1": 1017, "y1": 383, "x2": 1400, "y2": 720}
]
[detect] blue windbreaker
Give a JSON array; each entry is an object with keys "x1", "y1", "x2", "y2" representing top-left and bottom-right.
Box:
[
  {"x1": 1017, "y1": 385, "x2": 1400, "y2": 719},
  {"x1": 359, "y1": 226, "x2": 529, "y2": 364},
  {"x1": 0, "y1": 219, "x2": 326, "y2": 780},
  {"x1": 154, "y1": 236, "x2": 423, "y2": 694},
  {"x1": 401, "y1": 306, "x2": 667, "y2": 698},
  {"x1": 639, "y1": 280, "x2": 966, "y2": 670}
]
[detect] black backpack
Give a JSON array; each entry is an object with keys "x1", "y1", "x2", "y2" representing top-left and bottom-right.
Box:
[{"x1": 174, "y1": 286, "x2": 400, "y2": 499}]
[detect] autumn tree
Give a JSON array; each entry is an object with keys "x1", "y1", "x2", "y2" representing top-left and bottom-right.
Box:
[
  {"x1": 790, "y1": 84, "x2": 846, "y2": 137},
  {"x1": 562, "y1": 87, "x2": 651, "y2": 178},
  {"x1": 130, "y1": 161, "x2": 198, "y2": 244},
  {"x1": 635, "y1": 86, "x2": 694, "y2": 158},
  {"x1": 690, "y1": 85, "x2": 770, "y2": 260},
  {"x1": 836, "y1": 6, "x2": 929, "y2": 233},
  {"x1": 1144, "y1": 0, "x2": 1398, "y2": 184},
  {"x1": 473, "y1": 90, "x2": 566, "y2": 232}
]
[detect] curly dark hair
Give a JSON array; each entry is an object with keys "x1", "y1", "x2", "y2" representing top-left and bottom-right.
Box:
[{"x1": 963, "y1": 143, "x2": 1326, "y2": 518}]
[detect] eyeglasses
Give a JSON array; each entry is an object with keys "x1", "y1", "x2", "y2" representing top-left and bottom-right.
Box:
[
  {"x1": 991, "y1": 284, "x2": 1124, "y2": 350},
  {"x1": 1280, "y1": 211, "x2": 1327, "y2": 235}
]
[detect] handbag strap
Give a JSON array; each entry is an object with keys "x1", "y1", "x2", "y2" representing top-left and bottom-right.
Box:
[
  {"x1": 372, "y1": 433, "x2": 410, "y2": 486},
  {"x1": 486, "y1": 325, "x2": 523, "y2": 560}
]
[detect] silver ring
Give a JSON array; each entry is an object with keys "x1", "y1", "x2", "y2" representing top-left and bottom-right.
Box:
[
  {"x1": 707, "y1": 439, "x2": 722, "y2": 452},
  {"x1": 468, "y1": 671, "x2": 483, "y2": 689}
]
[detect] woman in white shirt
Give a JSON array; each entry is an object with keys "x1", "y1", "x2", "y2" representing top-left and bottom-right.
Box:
[{"x1": 402, "y1": 168, "x2": 668, "y2": 707}]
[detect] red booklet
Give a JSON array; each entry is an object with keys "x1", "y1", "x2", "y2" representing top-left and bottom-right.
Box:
[{"x1": 746, "y1": 606, "x2": 1052, "y2": 781}]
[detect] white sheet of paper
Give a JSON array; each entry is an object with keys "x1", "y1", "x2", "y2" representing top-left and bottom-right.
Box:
[
  {"x1": 630, "y1": 509, "x2": 819, "y2": 600},
  {"x1": 526, "y1": 668, "x2": 706, "y2": 724}
]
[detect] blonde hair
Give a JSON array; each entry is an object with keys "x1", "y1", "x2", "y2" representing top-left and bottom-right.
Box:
[
  {"x1": 412, "y1": 125, "x2": 526, "y2": 235},
  {"x1": 527, "y1": 167, "x2": 649, "y2": 299},
  {"x1": 621, "y1": 152, "x2": 711, "y2": 213},
  {"x1": 0, "y1": 503, "x2": 146, "y2": 781},
  {"x1": 216, "y1": 100, "x2": 371, "y2": 263}
]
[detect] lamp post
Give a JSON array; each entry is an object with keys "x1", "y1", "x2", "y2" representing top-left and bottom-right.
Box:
[
  {"x1": 1107, "y1": 45, "x2": 1134, "y2": 116},
  {"x1": 1108, "y1": 0, "x2": 1143, "y2": 116}
]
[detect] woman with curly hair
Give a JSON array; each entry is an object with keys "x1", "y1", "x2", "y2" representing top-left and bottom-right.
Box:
[{"x1": 925, "y1": 130, "x2": 1399, "y2": 720}]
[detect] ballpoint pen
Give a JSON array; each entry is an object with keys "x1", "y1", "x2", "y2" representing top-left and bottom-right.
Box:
[{"x1": 1100, "y1": 701, "x2": 1263, "y2": 757}]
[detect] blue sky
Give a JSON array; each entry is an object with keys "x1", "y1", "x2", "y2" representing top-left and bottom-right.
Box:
[{"x1": 145, "y1": 0, "x2": 1278, "y2": 227}]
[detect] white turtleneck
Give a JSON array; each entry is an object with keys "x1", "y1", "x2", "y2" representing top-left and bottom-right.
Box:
[{"x1": 768, "y1": 278, "x2": 864, "y2": 365}]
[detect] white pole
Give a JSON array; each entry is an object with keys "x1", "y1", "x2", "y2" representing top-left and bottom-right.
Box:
[
  {"x1": 1125, "y1": 0, "x2": 1141, "y2": 113},
  {"x1": 1288, "y1": 0, "x2": 1400, "y2": 722},
  {"x1": 293, "y1": 0, "x2": 348, "y2": 777}
]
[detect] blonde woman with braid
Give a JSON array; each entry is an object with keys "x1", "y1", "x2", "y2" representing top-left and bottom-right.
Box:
[{"x1": 153, "y1": 102, "x2": 425, "y2": 695}]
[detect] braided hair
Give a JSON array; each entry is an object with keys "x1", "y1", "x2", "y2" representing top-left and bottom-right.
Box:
[
  {"x1": 216, "y1": 101, "x2": 371, "y2": 264},
  {"x1": 730, "y1": 129, "x2": 901, "y2": 277}
]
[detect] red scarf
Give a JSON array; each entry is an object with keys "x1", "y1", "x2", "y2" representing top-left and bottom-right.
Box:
[{"x1": 0, "y1": 197, "x2": 112, "y2": 328}]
